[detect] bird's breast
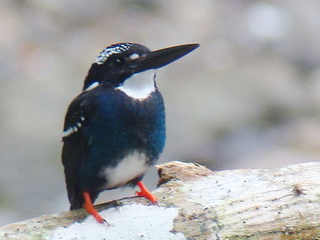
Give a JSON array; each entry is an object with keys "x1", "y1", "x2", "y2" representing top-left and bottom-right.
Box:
[
  {"x1": 98, "y1": 150, "x2": 149, "y2": 189},
  {"x1": 80, "y1": 88, "x2": 165, "y2": 190}
]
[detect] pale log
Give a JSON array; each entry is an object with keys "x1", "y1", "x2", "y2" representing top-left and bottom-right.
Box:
[{"x1": 1, "y1": 161, "x2": 320, "y2": 239}]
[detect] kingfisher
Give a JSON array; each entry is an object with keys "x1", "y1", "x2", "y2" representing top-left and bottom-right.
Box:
[{"x1": 62, "y1": 42, "x2": 199, "y2": 223}]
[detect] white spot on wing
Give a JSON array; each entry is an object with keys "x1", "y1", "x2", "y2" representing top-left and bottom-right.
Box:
[
  {"x1": 62, "y1": 115, "x2": 86, "y2": 138},
  {"x1": 99, "y1": 151, "x2": 149, "y2": 189},
  {"x1": 117, "y1": 69, "x2": 156, "y2": 100}
]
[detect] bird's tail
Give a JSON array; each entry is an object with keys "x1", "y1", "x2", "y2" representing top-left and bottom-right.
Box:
[
  {"x1": 70, "y1": 199, "x2": 83, "y2": 210},
  {"x1": 68, "y1": 190, "x2": 84, "y2": 210},
  {"x1": 69, "y1": 191, "x2": 99, "y2": 210}
]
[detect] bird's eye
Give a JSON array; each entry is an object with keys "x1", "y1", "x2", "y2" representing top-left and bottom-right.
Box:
[{"x1": 111, "y1": 57, "x2": 125, "y2": 68}]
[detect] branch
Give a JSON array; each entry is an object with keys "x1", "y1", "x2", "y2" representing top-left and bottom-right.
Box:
[{"x1": 1, "y1": 161, "x2": 320, "y2": 239}]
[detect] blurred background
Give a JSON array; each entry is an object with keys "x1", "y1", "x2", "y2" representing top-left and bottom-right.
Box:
[{"x1": 1, "y1": 0, "x2": 320, "y2": 225}]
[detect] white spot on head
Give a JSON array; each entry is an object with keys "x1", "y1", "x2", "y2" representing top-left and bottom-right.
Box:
[
  {"x1": 117, "y1": 69, "x2": 156, "y2": 100},
  {"x1": 94, "y1": 43, "x2": 133, "y2": 65},
  {"x1": 129, "y1": 53, "x2": 139, "y2": 60},
  {"x1": 99, "y1": 151, "x2": 149, "y2": 189},
  {"x1": 84, "y1": 82, "x2": 99, "y2": 92}
]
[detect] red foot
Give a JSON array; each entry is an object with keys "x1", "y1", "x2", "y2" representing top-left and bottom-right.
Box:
[
  {"x1": 83, "y1": 192, "x2": 107, "y2": 224},
  {"x1": 136, "y1": 181, "x2": 158, "y2": 204}
]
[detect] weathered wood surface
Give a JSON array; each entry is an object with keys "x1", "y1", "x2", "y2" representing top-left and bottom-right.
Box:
[{"x1": 1, "y1": 161, "x2": 320, "y2": 240}]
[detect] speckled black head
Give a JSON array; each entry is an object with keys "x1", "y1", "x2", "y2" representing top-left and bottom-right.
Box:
[{"x1": 83, "y1": 42, "x2": 199, "y2": 91}]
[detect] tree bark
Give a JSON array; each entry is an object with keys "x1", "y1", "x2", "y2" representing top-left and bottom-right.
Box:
[{"x1": 1, "y1": 161, "x2": 320, "y2": 240}]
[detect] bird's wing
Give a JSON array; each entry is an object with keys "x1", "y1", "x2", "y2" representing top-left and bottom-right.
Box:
[{"x1": 62, "y1": 92, "x2": 94, "y2": 209}]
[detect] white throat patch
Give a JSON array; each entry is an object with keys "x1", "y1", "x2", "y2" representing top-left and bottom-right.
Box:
[{"x1": 117, "y1": 69, "x2": 156, "y2": 100}]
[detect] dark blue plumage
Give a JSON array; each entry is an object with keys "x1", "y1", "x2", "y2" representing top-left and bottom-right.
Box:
[{"x1": 62, "y1": 42, "x2": 199, "y2": 223}]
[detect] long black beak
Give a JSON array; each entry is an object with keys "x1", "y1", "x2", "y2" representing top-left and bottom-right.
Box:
[{"x1": 133, "y1": 43, "x2": 199, "y2": 73}]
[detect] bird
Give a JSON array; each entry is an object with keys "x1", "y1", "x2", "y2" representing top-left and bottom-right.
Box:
[{"x1": 61, "y1": 42, "x2": 199, "y2": 223}]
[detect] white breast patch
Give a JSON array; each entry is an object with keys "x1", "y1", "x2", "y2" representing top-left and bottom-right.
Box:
[{"x1": 99, "y1": 151, "x2": 149, "y2": 189}]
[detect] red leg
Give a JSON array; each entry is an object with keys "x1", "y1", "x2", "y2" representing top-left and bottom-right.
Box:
[
  {"x1": 82, "y1": 191, "x2": 106, "y2": 224},
  {"x1": 136, "y1": 181, "x2": 158, "y2": 204}
]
